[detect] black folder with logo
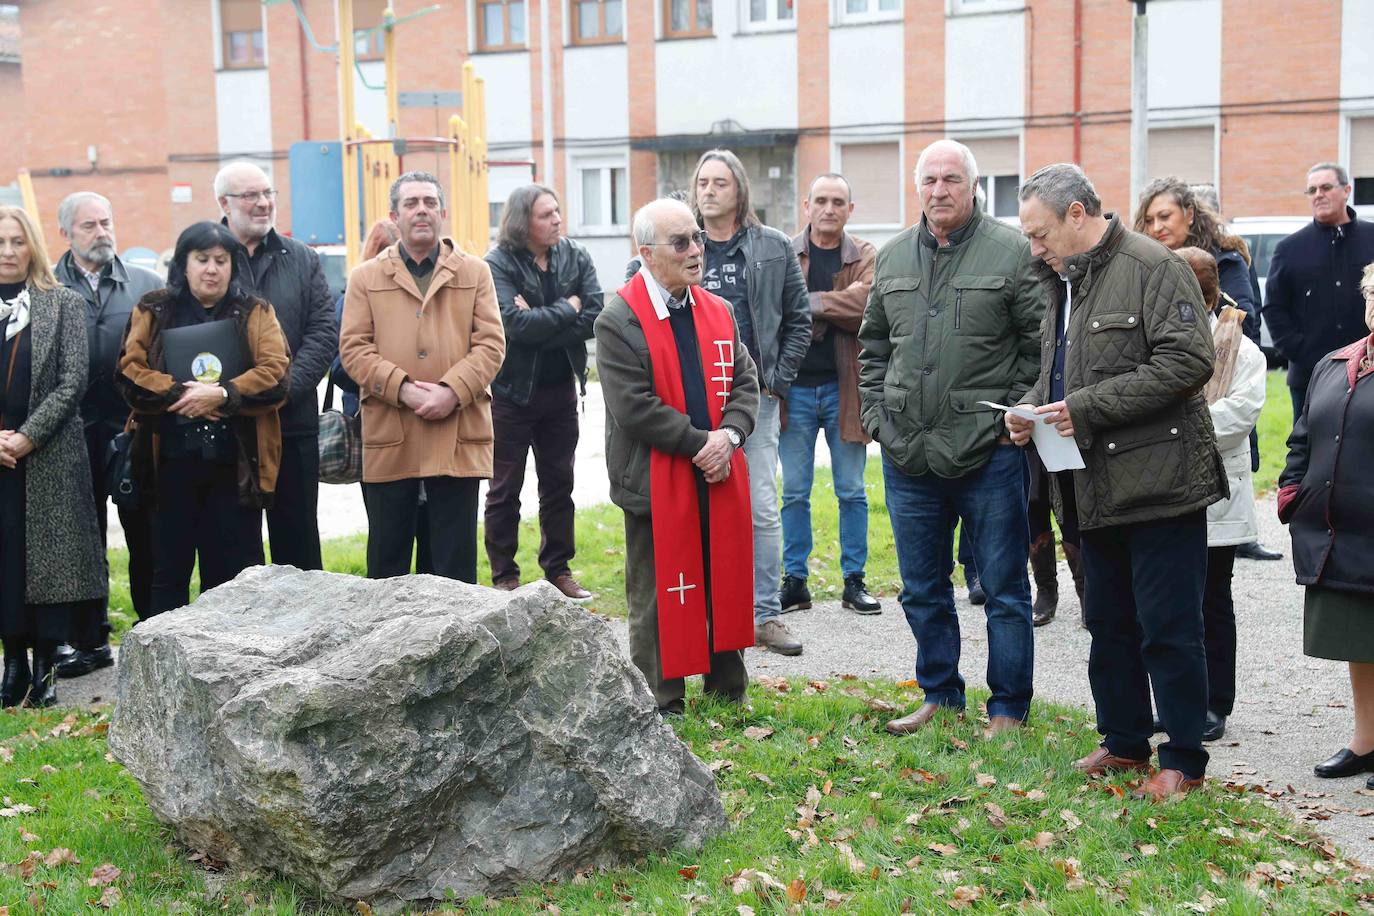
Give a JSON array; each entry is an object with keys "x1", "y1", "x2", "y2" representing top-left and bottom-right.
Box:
[{"x1": 161, "y1": 319, "x2": 251, "y2": 384}]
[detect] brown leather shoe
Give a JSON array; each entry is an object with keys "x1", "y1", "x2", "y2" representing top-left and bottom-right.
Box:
[
  {"x1": 493, "y1": 577, "x2": 520, "y2": 591},
  {"x1": 1072, "y1": 746, "x2": 1152, "y2": 776},
  {"x1": 983, "y1": 715, "x2": 1024, "y2": 738},
  {"x1": 550, "y1": 574, "x2": 593, "y2": 601},
  {"x1": 885, "y1": 703, "x2": 962, "y2": 736},
  {"x1": 1132, "y1": 768, "x2": 1203, "y2": 801}
]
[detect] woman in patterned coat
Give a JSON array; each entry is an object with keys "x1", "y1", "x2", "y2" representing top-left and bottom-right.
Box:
[{"x1": 0, "y1": 207, "x2": 108, "y2": 707}]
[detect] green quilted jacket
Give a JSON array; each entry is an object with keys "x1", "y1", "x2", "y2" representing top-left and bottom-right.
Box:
[
  {"x1": 1022, "y1": 216, "x2": 1227, "y2": 530},
  {"x1": 857, "y1": 208, "x2": 1045, "y2": 478}
]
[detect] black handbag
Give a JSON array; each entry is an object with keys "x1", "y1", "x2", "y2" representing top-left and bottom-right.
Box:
[{"x1": 105, "y1": 430, "x2": 140, "y2": 508}]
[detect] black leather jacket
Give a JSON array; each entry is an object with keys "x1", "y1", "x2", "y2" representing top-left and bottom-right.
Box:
[{"x1": 485, "y1": 237, "x2": 603, "y2": 407}]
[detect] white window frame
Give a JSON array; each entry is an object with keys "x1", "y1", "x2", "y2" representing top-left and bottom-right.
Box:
[
  {"x1": 572, "y1": 155, "x2": 630, "y2": 235},
  {"x1": 948, "y1": 0, "x2": 1025, "y2": 15},
  {"x1": 738, "y1": 0, "x2": 796, "y2": 33},
  {"x1": 1146, "y1": 118, "x2": 1221, "y2": 192},
  {"x1": 834, "y1": 136, "x2": 905, "y2": 231},
  {"x1": 1341, "y1": 110, "x2": 1374, "y2": 219},
  {"x1": 836, "y1": 0, "x2": 901, "y2": 26}
]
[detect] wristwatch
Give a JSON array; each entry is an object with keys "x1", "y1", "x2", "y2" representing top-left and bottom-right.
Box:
[{"x1": 723, "y1": 426, "x2": 743, "y2": 449}]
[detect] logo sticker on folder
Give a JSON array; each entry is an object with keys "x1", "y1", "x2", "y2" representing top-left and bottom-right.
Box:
[{"x1": 191, "y1": 352, "x2": 224, "y2": 382}]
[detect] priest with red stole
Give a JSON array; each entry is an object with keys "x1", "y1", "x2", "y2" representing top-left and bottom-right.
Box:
[{"x1": 594, "y1": 198, "x2": 760, "y2": 716}]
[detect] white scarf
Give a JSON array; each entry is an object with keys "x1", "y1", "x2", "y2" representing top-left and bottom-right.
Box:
[{"x1": 0, "y1": 287, "x2": 31, "y2": 342}]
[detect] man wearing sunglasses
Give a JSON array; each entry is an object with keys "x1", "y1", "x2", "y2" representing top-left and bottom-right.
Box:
[
  {"x1": 692, "y1": 149, "x2": 811, "y2": 658},
  {"x1": 1263, "y1": 162, "x2": 1374, "y2": 424},
  {"x1": 595, "y1": 198, "x2": 760, "y2": 717},
  {"x1": 215, "y1": 160, "x2": 338, "y2": 571}
]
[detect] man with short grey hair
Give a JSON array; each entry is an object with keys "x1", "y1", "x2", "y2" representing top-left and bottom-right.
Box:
[
  {"x1": 53, "y1": 191, "x2": 163, "y2": 676},
  {"x1": 1010, "y1": 162, "x2": 1225, "y2": 801},
  {"x1": 860, "y1": 139, "x2": 1044, "y2": 739},
  {"x1": 1262, "y1": 161, "x2": 1374, "y2": 423},
  {"x1": 595, "y1": 197, "x2": 759, "y2": 716},
  {"x1": 215, "y1": 160, "x2": 337, "y2": 571}
]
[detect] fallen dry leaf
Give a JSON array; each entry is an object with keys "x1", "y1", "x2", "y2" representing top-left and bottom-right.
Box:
[
  {"x1": 785, "y1": 878, "x2": 807, "y2": 904},
  {"x1": 44, "y1": 847, "x2": 79, "y2": 867},
  {"x1": 928, "y1": 842, "x2": 959, "y2": 856},
  {"x1": 975, "y1": 773, "x2": 997, "y2": 788},
  {"x1": 983, "y1": 803, "x2": 1007, "y2": 829},
  {"x1": 678, "y1": 865, "x2": 699, "y2": 881},
  {"x1": 743, "y1": 726, "x2": 775, "y2": 741},
  {"x1": 0, "y1": 747, "x2": 12, "y2": 763},
  {"x1": 19, "y1": 829, "x2": 37, "y2": 843},
  {"x1": 1032, "y1": 831, "x2": 1056, "y2": 850},
  {"x1": 1059, "y1": 810, "x2": 1082, "y2": 831},
  {"x1": 355, "y1": 903, "x2": 373, "y2": 916},
  {"x1": 88, "y1": 863, "x2": 121, "y2": 887},
  {"x1": 750, "y1": 772, "x2": 775, "y2": 787},
  {"x1": 96, "y1": 886, "x2": 122, "y2": 910},
  {"x1": 948, "y1": 885, "x2": 983, "y2": 909},
  {"x1": 0, "y1": 804, "x2": 36, "y2": 818},
  {"x1": 1138, "y1": 844, "x2": 1159, "y2": 857},
  {"x1": 737, "y1": 906, "x2": 755, "y2": 916}
]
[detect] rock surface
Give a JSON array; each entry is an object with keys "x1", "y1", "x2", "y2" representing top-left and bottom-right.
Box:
[{"x1": 109, "y1": 567, "x2": 725, "y2": 910}]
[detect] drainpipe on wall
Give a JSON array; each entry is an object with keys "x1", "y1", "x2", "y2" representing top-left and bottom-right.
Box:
[
  {"x1": 539, "y1": 0, "x2": 554, "y2": 184},
  {"x1": 1072, "y1": 0, "x2": 1082, "y2": 164}
]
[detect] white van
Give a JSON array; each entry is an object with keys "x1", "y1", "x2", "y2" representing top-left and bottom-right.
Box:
[{"x1": 1230, "y1": 216, "x2": 1309, "y2": 366}]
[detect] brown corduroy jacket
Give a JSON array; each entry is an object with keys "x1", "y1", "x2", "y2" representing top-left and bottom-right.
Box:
[
  {"x1": 791, "y1": 228, "x2": 876, "y2": 444},
  {"x1": 116, "y1": 288, "x2": 290, "y2": 508},
  {"x1": 340, "y1": 239, "x2": 506, "y2": 483}
]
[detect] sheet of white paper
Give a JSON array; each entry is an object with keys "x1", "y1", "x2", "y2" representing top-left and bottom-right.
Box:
[{"x1": 976, "y1": 401, "x2": 1087, "y2": 473}]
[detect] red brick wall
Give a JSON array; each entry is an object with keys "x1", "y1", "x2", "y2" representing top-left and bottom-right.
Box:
[
  {"x1": 1220, "y1": 0, "x2": 1340, "y2": 218},
  {"x1": 795, "y1": 0, "x2": 829, "y2": 227},
  {"x1": 626, "y1": 0, "x2": 657, "y2": 214},
  {"x1": 903, "y1": 0, "x2": 945, "y2": 226}
]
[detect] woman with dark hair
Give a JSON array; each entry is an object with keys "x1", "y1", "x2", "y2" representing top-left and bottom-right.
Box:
[
  {"x1": 483, "y1": 184, "x2": 602, "y2": 600},
  {"x1": 0, "y1": 206, "x2": 108, "y2": 707},
  {"x1": 1281, "y1": 261, "x2": 1374, "y2": 785},
  {"x1": 117, "y1": 220, "x2": 290, "y2": 615}
]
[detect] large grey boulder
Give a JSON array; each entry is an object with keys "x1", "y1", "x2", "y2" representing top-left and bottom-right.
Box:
[{"x1": 110, "y1": 566, "x2": 726, "y2": 910}]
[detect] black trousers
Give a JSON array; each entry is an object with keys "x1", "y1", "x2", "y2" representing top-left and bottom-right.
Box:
[
  {"x1": 150, "y1": 457, "x2": 265, "y2": 616},
  {"x1": 1081, "y1": 510, "x2": 1209, "y2": 778},
  {"x1": 1203, "y1": 545, "x2": 1238, "y2": 717},
  {"x1": 84, "y1": 423, "x2": 153, "y2": 630},
  {"x1": 266, "y1": 434, "x2": 323, "y2": 570},
  {"x1": 363, "y1": 476, "x2": 479, "y2": 582},
  {"x1": 484, "y1": 382, "x2": 579, "y2": 583}
]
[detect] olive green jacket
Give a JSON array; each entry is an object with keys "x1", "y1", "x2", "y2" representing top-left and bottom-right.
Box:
[
  {"x1": 857, "y1": 208, "x2": 1045, "y2": 478},
  {"x1": 1021, "y1": 216, "x2": 1227, "y2": 530}
]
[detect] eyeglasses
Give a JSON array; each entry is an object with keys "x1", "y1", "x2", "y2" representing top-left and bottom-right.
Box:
[
  {"x1": 224, "y1": 189, "x2": 278, "y2": 203},
  {"x1": 1304, "y1": 183, "x2": 1342, "y2": 197},
  {"x1": 646, "y1": 230, "x2": 707, "y2": 254}
]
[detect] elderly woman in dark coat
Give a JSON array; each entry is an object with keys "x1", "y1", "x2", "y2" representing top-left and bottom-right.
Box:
[
  {"x1": 1280, "y1": 260, "x2": 1374, "y2": 785},
  {"x1": 0, "y1": 207, "x2": 108, "y2": 707}
]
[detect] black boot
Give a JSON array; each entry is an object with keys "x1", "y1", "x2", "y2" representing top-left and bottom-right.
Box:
[
  {"x1": 842, "y1": 574, "x2": 881, "y2": 615},
  {"x1": 1030, "y1": 532, "x2": 1058, "y2": 626},
  {"x1": 778, "y1": 575, "x2": 812, "y2": 614},
  {"x1": 966, "y1": 572, "x2": 986, "y2": 605},
  {"x1": 1063, "y1": 542, "x2": 1086, "y2": 628},
  {"x1": 1, "y1": 648, "x2": 31, "y2": 708},
  {"x1": 27, "y1": 646, "x2": 57, "y2": 708}
]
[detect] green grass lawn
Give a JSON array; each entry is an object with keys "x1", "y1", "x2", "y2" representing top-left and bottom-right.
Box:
[{"x1": 4, "y1": 682, "x2": 1371, "y2": 913}]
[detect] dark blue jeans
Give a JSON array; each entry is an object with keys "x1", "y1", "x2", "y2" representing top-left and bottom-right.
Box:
[
  {"x1": 882, "y1": 445, "x2": 1034, "y2": 719},
  {"x1": 1081, "y1": 510, "x2": 1209, "y2": 778}
]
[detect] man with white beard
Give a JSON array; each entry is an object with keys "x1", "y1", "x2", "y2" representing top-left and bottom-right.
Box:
[{"x1": 53, "y1": 192, "x2": 164, "y2": 674}]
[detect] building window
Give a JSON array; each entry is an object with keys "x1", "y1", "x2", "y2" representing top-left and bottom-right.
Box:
[
  {"x1": 955, "y1": 136, "x2": 1021, "y2": 221},
  {"x1": 577, "y1": 163, "x2": 629, "y2": 230},
  {"x1": 949, "y1": 0, "x2": 1024, "y2": 14},
  {"x1": 572, "y1": 0, "x2": 623, "y2": 43},
  {"x1": 477, "y1": 0, "x2": 527, "y2": 51},
  {"x1": 664, "y1": 0, "x2": 712, "y2": 38},
  {"x1": 838, "y1": 142, "x2": 901, "y2": 226},
  {"x1": 353, "y1": 0, "x2": 388, "y2": 61},
  {"x1": 1147, "y1": 125, "x2": 1216, "y2": 187},
  {"x1": 838, "y1": 0, "x2": 899, "y2": 24},
  {"x1": 742, "y1": 0, "x2": 794, "y2": 30},
  {"x1": 220, "y1": 0, "x2": 265, "y2": 69},
  {"x1": 1350, "y1": 117, "x2": 1374, "y2": 212}
]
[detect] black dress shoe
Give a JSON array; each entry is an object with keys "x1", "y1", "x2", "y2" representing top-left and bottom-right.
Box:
[
  {"x1": 51, "y1": 643, "x2": 78, "y2": 665},
  {"x1": 1, "y1": 656, "x2": 31, "y2": 708},
  {"x1": 842, "y1": 574, "x2": 881, "y2": 615},
  {"x1": 1202, "y1": 710, "x2": 1227, "y2": 742},
  {"x1": 27, "y1": 652, "x2": 57, "y2": 708},
  {"x1": 1236, "y1": 541, "x2": 1284, "y2": 561},
  {"x1": 1314, "y1": 747, "x2": 1374, "y2": 778},
  {"x1": 778, "y1": 575, "x2": 812, "y2": 613},
  {"x1": 57, "y1": 643, "x2": 116, "y2": 679}
]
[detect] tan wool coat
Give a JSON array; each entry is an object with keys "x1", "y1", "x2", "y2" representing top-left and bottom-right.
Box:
[{"x1": 340, "y1": 239, "x2": 506, "y2": 483}]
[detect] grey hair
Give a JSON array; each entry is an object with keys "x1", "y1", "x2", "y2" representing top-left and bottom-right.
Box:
[
  {"x1": 632, "y1": 200, "x2": 666, "y2": 246},
  {"x1": 1019, "y1": 162, "x2": 1103, "y2": 218},
  {"x1": 915, "y1": 140, "x2": 979, "y2": 186},
  {"x1": 1190, "y1": 183, "x2": 1221, "y2": 213},
  {"x1": 389, "y1": 170, "x2": 446, "y2": 212},
  {"x1": 57, "y1": 191, "x2": 112, "y2": 234},
  {"x1": 213, "y1": 160, "x2": 269, "y2": 198},
  {"x1": 1308, "y1": 162, "x2": 1350, "y2": 186}
]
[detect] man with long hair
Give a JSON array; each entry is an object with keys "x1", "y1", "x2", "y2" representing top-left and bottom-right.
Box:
[
  {"x1": 692, "y1": 149, "x2": 811, "y2": 656},
  {"x1": 483, "y1": 185, "x2": 602, "y2": 599}
]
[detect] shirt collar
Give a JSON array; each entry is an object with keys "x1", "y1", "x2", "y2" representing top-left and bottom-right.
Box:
[
  {"x1": 638, "y1": 265, "x2": 693, "y2": 320},
  {"x1": 398, "y1": 241, "x2": 438, "y2": 275}
]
